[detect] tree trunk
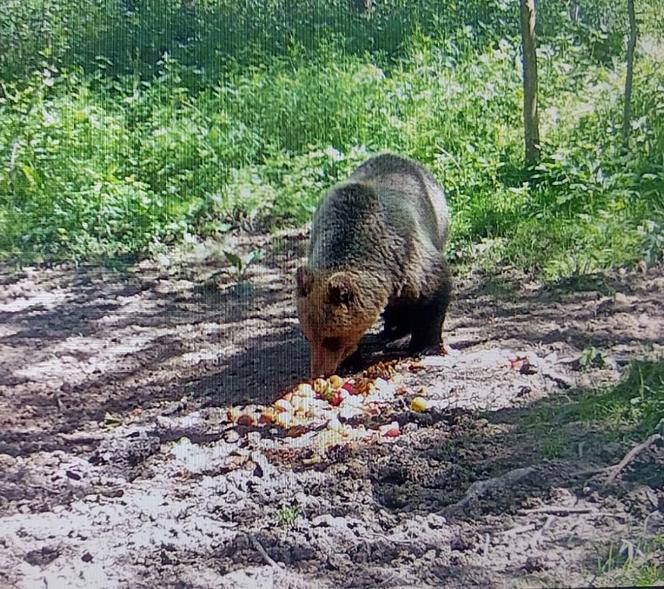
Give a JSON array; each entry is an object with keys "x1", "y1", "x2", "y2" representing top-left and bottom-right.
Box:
[
  {"x1": 520, "y1": 0, "x2": 540, "y2": 167},
  {"x1": 622, "y1": 0, "x2": 637, "y2": 149}
]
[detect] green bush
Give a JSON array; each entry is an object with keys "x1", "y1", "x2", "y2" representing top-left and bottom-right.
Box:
[
  {"x1": 2, "y1": 0, "x2": 655, "y2": 81},
  {"x1": 0, "y1": 2, "x2": 663, "y2": 274}
]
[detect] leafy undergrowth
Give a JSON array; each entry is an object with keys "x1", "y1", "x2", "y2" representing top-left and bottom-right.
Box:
[{"x1": 1, "y1": 14, "x2": 663, "y2": 278}]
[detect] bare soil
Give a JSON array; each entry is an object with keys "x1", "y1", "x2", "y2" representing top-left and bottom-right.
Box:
[{"x1": 1, "y1": 230, "x2": 663, "y2": 589}]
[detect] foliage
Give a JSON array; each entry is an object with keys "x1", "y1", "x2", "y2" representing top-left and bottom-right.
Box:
[
  {"x1": 1, "y1": 0, "x2": 515, "y2": 80},
  {"x1": 224, "y1": 249, "x2": 262, "y2": 283},
  {"x1": 0, "y1": 1, "x2": 663, "y2": 276},
  {"x1": 275, "y1": 505, "x2": 300, "y2": 527}
]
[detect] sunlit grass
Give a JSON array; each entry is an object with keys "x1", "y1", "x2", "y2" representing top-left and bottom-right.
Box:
[{"x1": 0, "y1": 30, "x2": 662, "y2": 276}]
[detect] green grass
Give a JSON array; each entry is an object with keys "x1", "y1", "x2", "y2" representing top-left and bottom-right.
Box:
[
  {"x1": 275, "y1": 506, "x2": 300, "y2": 527},
  {"x1": 569, "y1": 360, "x2": 664, "y2": 439},
  {"x1": 523, "y1": 360, "x2": 664, "y2": 463},
  {"x1": 1, "y1": 3, "x2": 663, "y2": 275},
  {"x1": 596, "y1": 535, "x2": 664, "y2": 587}
]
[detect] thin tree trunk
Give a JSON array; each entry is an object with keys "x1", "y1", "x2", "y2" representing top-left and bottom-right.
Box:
[
  {"x1": 622, "y1": 0, "x2": 637, "y2": 149},
  {"x1": 520, "y1": 0, "x2": 540, "y2": 167}
]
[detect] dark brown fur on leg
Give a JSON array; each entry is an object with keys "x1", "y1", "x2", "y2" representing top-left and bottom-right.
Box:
[
  {"x1": 338, "y1": 348, "x2": 366, "y2": 374},
  {"x1": 408, "y1": 262, "x2": 452, "y2": 355},
  {"x1": 381, "y1": 305, "x2": 414, "y2": 341}
]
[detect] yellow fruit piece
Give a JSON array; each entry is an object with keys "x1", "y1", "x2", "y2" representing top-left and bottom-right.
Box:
[
  {"x1": 227, "y1": 407, "x2": 242, "y2": 422},
  {"x1": 302, "y1": 454, "x2": 322, "y2": 466},
  {"x1": 291, "y1": 396, "x2": 310, "y2": 413},
  {"x1": 328, "y1": 375, "x2": 344, "y2": 389},
  {"x1": 313, "y1": 378, "x2": 331, "y2": 395},
  {"x1": 410, "y1": 396, "x2": 430, "y2": 412}
]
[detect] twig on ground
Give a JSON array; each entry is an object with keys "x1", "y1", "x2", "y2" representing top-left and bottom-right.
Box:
[
  {"x1": 377, "y1": 572, "x2": 397, "y2": 587},
  {"x1": 529, "y1": 515, "x2": 554, "y2": 549},
  {"x1": 58, "y1": 432, "x2": 106, "y2": 443},
  {"x1": 498, "y1": 523, "x2": 537, "y2": 536},
  {"x1": 523, "y1": 506, "x2": 593, "y2": 515},
  {"x1": 522, "y1": 506, "x2": 626, "y2": 519},
  {"x1": 247, "y1": 533, "x2": 284, "y2": 569},
  {"x1": 53, "y1": 391, "x2": 64, "y2": 413},
  {"x1": 606, "y1": 433, "x2": 662, "y2": 483},
  {"x1": 482, "y1": 533, "x2": 491, "y2": 557},
  {"x1": 441, "y1": 466, "x2": 536, "y2": 515}
]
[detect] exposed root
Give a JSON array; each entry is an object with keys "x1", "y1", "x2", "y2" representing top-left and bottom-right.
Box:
[
  {"x1": 523, "y1": 506, "x2": 594, "y2": 515},
  {"x1": 606, "y1": 432, "x2": 662, "y2": 483},
  {"x1": 497, "y1": 523, "x2": 537, "y2": 537},
  {"x1": 441, "y1": 466, "x2": 536, "y2": 516},
  {"x1": 522, "y1": 506, "x2": 626, "y2": 519},
  {"x1": 247, "y1": 533, "x2": 284, "y2": 569},
  {"x1": 529, "y1": 515, "x2": 554, "y2": 549}
]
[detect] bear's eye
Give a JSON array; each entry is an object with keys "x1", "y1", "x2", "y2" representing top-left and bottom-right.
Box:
[{"x1": 322, "y1": 337, "x2": 342, "y2": 351}]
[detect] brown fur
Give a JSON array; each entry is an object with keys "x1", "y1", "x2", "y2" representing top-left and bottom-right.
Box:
[{"x1": 295, "y1": 153, "x2": 452, "y2": 377}]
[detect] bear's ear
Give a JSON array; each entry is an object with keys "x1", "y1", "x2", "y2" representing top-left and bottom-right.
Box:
[
  {"x1": 327, "y1": 272, "x2": 356, "y2": 306},
  {"x1": 295, "y1": 266, "x2": 313, "y2": 297}
]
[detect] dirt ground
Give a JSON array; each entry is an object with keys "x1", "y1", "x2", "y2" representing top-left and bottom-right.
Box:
[{"x1": 1, "y1": 230, "x2": 663, "y2": 589}]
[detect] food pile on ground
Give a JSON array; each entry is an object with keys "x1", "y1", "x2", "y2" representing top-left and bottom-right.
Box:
[{"x1": 226, "y1": 360, "x2": 431, "y2": 461}]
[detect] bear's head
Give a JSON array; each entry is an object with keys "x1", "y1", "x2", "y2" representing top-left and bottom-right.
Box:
[{"x1": 295, "y1": 266, "x2": 385, "y2": 377}]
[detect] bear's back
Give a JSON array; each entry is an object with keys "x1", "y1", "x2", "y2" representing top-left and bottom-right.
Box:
[
  {"x1": 309, "y1": 153, "x2": 449, "y2": 273},
  {"x1": 348, "y1": 153, "x2": 449, "y2": 249}
]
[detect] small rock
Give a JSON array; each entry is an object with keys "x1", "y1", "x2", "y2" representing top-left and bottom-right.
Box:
[
  {"x1": 25, "y1": 546, "x2": 60, "y2": 566},
  {"x1": 614, "y1": 292, "x2": 630, "y2": 305}
]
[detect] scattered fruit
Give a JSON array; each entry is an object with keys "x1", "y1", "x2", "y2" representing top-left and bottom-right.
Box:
[
  {"x1": 236, "y1": 414, "x2": 256, "y2": 427},
  {"x1": 379, "y1": 421, "x2": 400, "y2": 438},
  {"x1": 328, "y1": 375, "x2": 344, "y2": 388},
  {"x1": 329, "y1": 391, "x2": 344, "y2": 406},
  {"x1": 509, "y1": 355, "x2": 537, "y2": 375},
  {"x1": 227, "y1": 407, "x2": 242, "y2": 422},
  {"x1": 341, "y1": 382, "x2": 356, "y2": 395},
  {"x1": 103, "y1": 412, "x2": 122, "y2": 428},
  {"x1": 294, "y1": 383, "x2": 314, "y2": 397},
  {"x1": 410, "y1": 396, "x2": 430, "y2": 412},
  {"x1": 261, "y1": 407, "x2": 278, "y2": 424},
  {"x1": 290, "y1": 396, "x2": 308, "y2": 413},
  {"x1": 302, "y1": 455, "x2": 322, "y2": 466},
  {"x1": 313, "y1": 378, "x2": 330, "y2": 395},
  {"x1": 285, "y1": 425, "x2": 308, "y2": 437}
]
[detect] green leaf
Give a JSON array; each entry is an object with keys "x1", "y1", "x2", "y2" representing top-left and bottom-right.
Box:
[{"x1": 224, "y1": 250, "x2": 243, "y2": 269}]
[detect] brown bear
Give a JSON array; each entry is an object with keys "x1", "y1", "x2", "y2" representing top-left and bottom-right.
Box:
[{"x1": 295, "y1": 153, "x2": 452, "y2": 377}]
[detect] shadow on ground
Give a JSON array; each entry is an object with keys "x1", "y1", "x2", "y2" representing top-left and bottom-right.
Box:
[{"x1": 0, "y1": 237, "x2": 662, "y2": 459}]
